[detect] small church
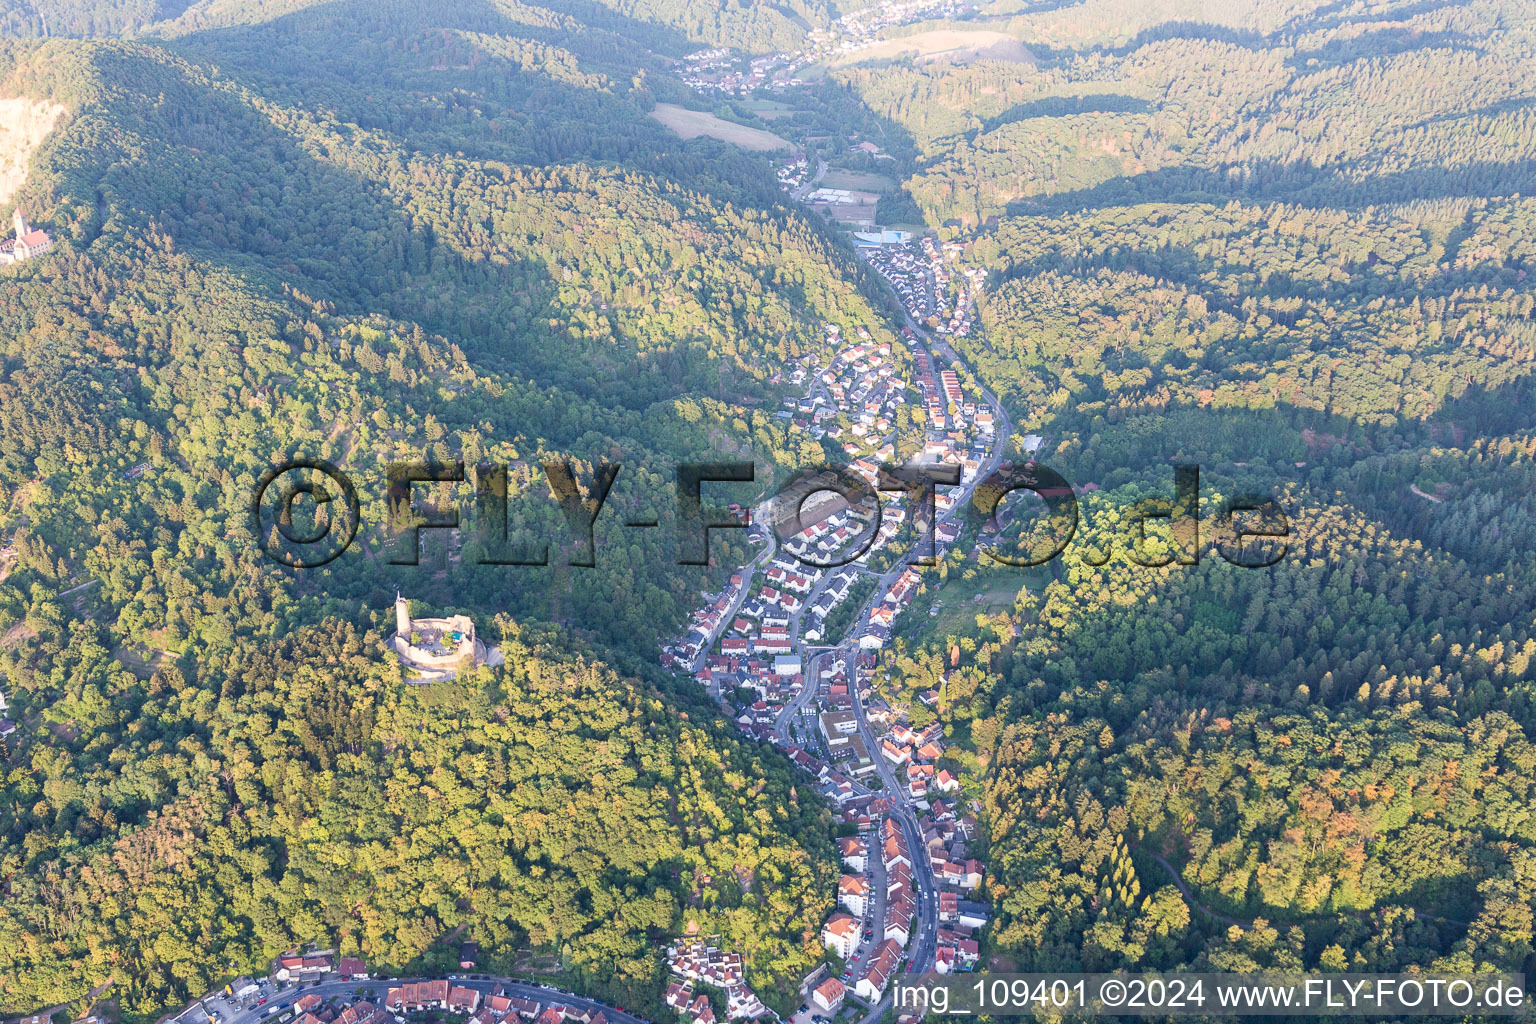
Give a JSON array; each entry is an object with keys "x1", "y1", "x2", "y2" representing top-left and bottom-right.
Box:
[{"x1": 0, "y1": 209, "x2": 52, "y2": 265}]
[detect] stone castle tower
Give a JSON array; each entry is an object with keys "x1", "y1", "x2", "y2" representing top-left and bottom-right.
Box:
[
  {"x1": 12, "y1": 209, "x2": 24, "y2": 242},
  {"x1": 395, "y1": 591, "x2": 411, "y2": 636}
]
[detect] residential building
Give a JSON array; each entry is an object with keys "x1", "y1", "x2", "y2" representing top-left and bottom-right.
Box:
[
  {"x1": 838, "y1": 836, "x2": 869, "y2": 871},
  {"x1": 811, "y1": 977, "x2": 845, "y2": 1014},
  {"x1": 821, "y1": 912, "x2": 860, "y2": 960},
  {"x1": 838, "y1": 874, "x2": 870, "y2": 917},
  {"x1": 819, "y1": 710, "x2": 858, "y2": 742},
  {"x1": 957, "y1": 900, "x2": 990, "y2": 929},
  {"x1": 857, "y1": 940, "x2": 902, "y2": 1001}
]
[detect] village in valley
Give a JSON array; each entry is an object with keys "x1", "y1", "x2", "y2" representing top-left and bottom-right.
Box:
[
  {"x1": 658, "y1": 25, "x2": 1011, "y2": 999},
  {"x1": 671, "y1": 1, "x2": 980, "y2": 98},
  {"x1": 661, "y1": 266, "x2": 1006, "y2": 1017}
]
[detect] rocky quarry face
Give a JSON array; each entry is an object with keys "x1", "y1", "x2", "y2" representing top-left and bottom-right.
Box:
[{"x1": 0, "y1": 95, "x2": 66, "y2": 207}]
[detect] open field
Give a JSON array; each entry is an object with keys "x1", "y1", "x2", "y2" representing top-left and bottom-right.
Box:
[
  {"x1": 649, "y1": 103, "x2": 791, "y2": 151},
  {"x1": 820, "y1": 168, "x2": 896, "y2": 192},
  {"x1": 829, "y1": 29, "x2": 1034, "y2": 67},
  {"x1": 742, "y1": 98, "x2": 794, "y2": 120},
  {"x1": 906, "y1": 564, "x2": 1049, "y2": 643}
]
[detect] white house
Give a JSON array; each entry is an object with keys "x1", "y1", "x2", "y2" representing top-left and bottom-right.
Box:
[
  {"x1": 811, "y1": 977, "x2": 845, "y2": 1014},
  {"x1": 821, "y1": 913, "x2": 859, "y2": 960},
  {"x1": 838, "y1": 874, "x2": 869, "y2": 917}
]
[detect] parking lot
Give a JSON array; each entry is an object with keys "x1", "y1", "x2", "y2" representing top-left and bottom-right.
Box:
[{"x1": 194, "y1": 977, "x2": 289, "y2": 1024}]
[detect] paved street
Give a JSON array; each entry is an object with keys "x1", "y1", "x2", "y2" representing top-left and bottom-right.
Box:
[
  {"x1": 840, "y1": 273, "x2": 1008, "y2": 1024},
  {"x1": 223, "y1": 976, "x2": 648, "y2": 1024}
]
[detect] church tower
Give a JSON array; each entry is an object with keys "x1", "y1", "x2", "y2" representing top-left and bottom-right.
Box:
[
  {"x1": 395, "y1": 592, "x2": 411, "y2": 637},
  {"x1": 12, "y1": 208, "x2": 24, "y2": 243}
]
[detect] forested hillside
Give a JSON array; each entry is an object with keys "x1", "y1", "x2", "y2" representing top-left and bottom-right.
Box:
[
  {"x1": 0, "y1": 0, "x2": 874, "y2": 1015},
  {"x1": 0, "y1": 0, "x2": 831, "y2": 49},
  {"x1": 0, "y1": 622, "x2": 837, "y2": 1013},
  {"x1": 841, "y1": 0, "x2": 1536, "y2": 985}
]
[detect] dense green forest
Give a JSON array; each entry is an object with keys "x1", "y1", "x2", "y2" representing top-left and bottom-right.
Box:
[
  {"x1": 0, "y1": 0, "x2": 873, "y2": 1015},
  {"x1": 0, "y1": 622, "x2": 836, "y2": 1013},
  {"x1": 5, "y1": 0, "x2": 1536, "y2": 1013}
]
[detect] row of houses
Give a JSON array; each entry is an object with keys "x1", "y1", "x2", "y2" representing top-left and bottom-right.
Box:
[
  {"x1": 882, "y1": 713, "x2": 991, "y2": 974},
  {"x1": 383, "y1": 983, "x2": 479, "y2": 1015},
  {"x1": 857, "y1": 567, "x2": 928, "y2": 651},
  {"x1": 934, "y1": 893, "x2": 989, "y2": 973},
  {"x1": 698, "y1": 654, "x2": 799, "y2": 707},
  {"x1": 921, "y1": 237, "x2": 985, "y2": 338},
  {"x1": 862, "y1": 244, "x2": 939, "y2": 321},
  {"x1": 274, "y1": 952, "x2": 370, "y2": 981},
  {"x1": 912, "y1": 348, "x2": 988, "y2": 439},
  {"x1": 290, "y1": 997, "x2": 394, "y2": 1024},
  {"x1": 664, "y1": 941, "x2": 767, "y2": 1021},
  {"x1": 878, "y1": 819, "x2": 919, "y2": 948},
  {"x1": 802, "y1": 567, "x2": 863, "y2": 642},
  {"x1": 822, "y1": 355, "x2": 906, "y2": 461},
  {"x1": 382, "y1": 984, "x2": 610, "y2": 1024},
  {"x1": 822, "y1": 812, "x2": 923, "y2": 1002},
  {"x1": 673, "y1": 48, "x2": 804, "y2": 95},
  {"x1": 665, "y1": 573, "x2": 747, "y2": 667}
]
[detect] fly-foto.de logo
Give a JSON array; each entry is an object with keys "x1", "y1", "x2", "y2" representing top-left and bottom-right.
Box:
[{"x1": 250, "y1": 457, "x2": 1290, "y2": 571}]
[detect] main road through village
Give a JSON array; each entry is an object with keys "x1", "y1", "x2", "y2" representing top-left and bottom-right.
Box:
[
  {"x1": 640, "y1": 264, "x2": 1010, "y2": 1019},
  {"x1": 757, "y1": 302, "x2": 1010, "y2": 1021}
]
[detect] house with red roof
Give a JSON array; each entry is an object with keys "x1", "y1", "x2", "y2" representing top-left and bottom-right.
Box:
[
  {"x1": 821, "y1": 912, "x2": 860, "y2": 959},
  {"x1": 811, "y1": 977, "x2": 845, "y2": 1013},
  {"x1": 856, "y1": 939, "x2": 902, "y2": 1001}
]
